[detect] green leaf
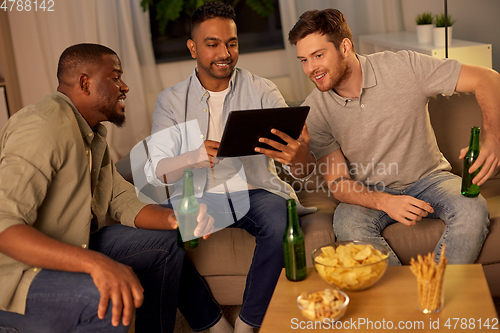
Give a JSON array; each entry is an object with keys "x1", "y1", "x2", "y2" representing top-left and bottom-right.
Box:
[
  {"x1": 145, "y1": 0, "x2": 277, "y2": 36},
  {"x1": 140, "y1": 0, "x2": 153, "y2": 12},
  {"x1": 245, "y1": 0, "x2": 274, "y2": 18},
  {"x1": 415, "y1": 12, "x2": 433, "y2": 25},
  {"x1": 154, "y1": 0, "x2": 185, "y2": 35},
  {"x1": 435, "y1": 13, "x2": 456, "y2": 27}
]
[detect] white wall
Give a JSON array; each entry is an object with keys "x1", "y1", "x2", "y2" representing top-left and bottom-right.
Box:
[
  {"x1": 296, "y1": 0, "x2": 403, "y2": 50},
  {"x1": 401, "y1": 0, "x2": 500, "y2": 71}
]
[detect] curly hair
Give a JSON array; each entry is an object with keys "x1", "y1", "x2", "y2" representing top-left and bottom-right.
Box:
[
  {"x1": 191, "y1": 1, "x2": 236, "y2": 38},
  {"x1": 288, "y1": 9, "x2": 355, "y2": 53}
]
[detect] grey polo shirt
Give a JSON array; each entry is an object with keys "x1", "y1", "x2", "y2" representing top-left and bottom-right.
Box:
[{"x1": 304, "y1": 50, "x2": 462, "y2": 190}]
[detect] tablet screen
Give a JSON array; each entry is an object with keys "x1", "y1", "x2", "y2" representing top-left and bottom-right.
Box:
[{"x1": 216, "y1": 106, "x2": 310, "y2": 158}]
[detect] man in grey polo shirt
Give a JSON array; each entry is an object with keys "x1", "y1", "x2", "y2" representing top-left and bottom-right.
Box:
[{"x1": 283, "y1": 9, "x2": 500, "y2": 265}]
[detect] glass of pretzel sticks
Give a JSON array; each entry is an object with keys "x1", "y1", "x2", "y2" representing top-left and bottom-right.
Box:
[{"x1": 410, "y1": 244, "x2": 448, "y2": 313}]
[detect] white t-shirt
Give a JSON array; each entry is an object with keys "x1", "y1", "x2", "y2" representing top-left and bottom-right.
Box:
[{"x1": 206, "y1": 87, "x2": 255, "y2": 193}]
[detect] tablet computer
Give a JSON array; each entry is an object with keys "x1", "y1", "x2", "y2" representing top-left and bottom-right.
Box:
[{"x1": 216, "y1": 106, "x2": 310, "y2": 158}]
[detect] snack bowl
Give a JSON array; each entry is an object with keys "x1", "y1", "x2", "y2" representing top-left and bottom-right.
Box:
[
  {"x1": 312, "y1": 240, "x2": 389, "y2": 291},
  {"x1": 297, "y1": 289, "x2": 349, "y2": 322}
]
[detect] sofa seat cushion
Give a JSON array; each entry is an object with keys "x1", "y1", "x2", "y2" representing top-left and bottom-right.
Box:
[
  {"x1": 476, "y1": 215, "x2": 500, "y2": 264},
  {"x1": 203, "y1": 275, "x2": 247, "y2": 305},
  {"x1": 298, "y1": 190, "x2": 337, "y2": 266},
  {"x1": 186, "y1": 228, "x2": 255, "y2": 277},
  {"x1": 382, "y1": 218, "x2": 445, "y2": 265}
]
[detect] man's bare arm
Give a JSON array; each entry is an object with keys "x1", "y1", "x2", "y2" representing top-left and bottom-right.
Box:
[
  {"x1": 134, "y1": 204, "x2": 214, "y2": 239},
  {"x1": 155, "y1": 140, "x2": 220, "y2": 184},
  {"x1": 456, "y1": 64, "x2": 500, "y2": 185}
]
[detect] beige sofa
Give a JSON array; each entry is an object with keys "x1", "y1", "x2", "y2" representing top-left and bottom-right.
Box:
[{"x1": 116, "y1": 93, "x2": 500, "y2": 308}]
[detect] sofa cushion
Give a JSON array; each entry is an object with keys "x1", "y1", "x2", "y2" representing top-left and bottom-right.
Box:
[
  {"x1": 476, "y1": 213, "x2": 500, "y2": 264},
  {"x1": 429, "y1": 93, "x2": 482, "y2": 176},
  {"x1": 428, "y1": 93, "x2": 500, "y2": 198},
  {"x1": 382, "y1": 218, "x2": 445, "y2": 265},
  {"x1": 186, "y1": 228, "x2": 255, "y2": 277},
  {"x1": 203, "y1": 276, "x2": 247, "y2": 305},
  {"x1": 298, "y1": 190, "x2": 337, "y2": 266}
]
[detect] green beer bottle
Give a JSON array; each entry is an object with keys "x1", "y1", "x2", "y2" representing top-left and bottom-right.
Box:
[
  {"x1": 283, "y1": 199, "x2": 307, "y2": 281},
  {"x1": 461, "y1": 127, "x2": 481, "y2": 197},
  {"x1": 177, "y1": 169, "x2": 199, "y2": 250}
]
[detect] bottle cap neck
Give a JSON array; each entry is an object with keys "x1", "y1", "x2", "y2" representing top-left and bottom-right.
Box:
[
  {"x1": 470, "y1": 127, "x2": 480, "y2": 149},
  {"x1": 182, "y1": 169, "x2": 195, "y2": 197}
]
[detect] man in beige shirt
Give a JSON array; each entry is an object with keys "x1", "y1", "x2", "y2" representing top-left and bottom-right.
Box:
[{"x1": 0, "y1": 44, "x2": 217, "y2": 333}]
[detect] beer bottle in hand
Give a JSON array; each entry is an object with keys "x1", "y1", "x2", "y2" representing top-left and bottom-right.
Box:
[
  {"x1": 461, "y1": 126, "x2": 481, "y2": 197},
  {"x1": 177, "y1": 169, "x2": 199, "y2": 250},
  {"x1": 283, "y1": 199, "x2": 307, "y2": 281}
]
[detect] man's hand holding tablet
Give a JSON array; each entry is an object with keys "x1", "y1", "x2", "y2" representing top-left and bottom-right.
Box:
[{"x1": 256, "y1": 124, "x2": 316, "y2": 179}]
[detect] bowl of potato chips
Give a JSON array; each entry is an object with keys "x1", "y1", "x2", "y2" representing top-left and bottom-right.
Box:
[
  {"x1": 312, "y1": 241, "x2": 389, "y2": 291},
  {"x1": 297, "y1": 289, "x2": 349, "y2": 322}
]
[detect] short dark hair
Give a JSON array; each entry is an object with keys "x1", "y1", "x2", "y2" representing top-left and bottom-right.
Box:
[
  {"x1": 288, "y1": 9, "x2": 355, "y2": 53},
  {"x1": 57, "y1": 43, "x2": 117, "y2": 85},
  {"x1": 191, "y1": 1, "x2": 236, "y2": 37}
]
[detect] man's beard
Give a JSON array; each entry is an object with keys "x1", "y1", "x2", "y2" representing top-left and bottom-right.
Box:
[
  {"x1": 202, "y1": 57, "x2": 234, "y2": 80},
  {"x1": 97, "y1": 91, "x2": 126, "y2": 127},
  {"x1": 103, "y1": 109, "x2": 125, "y2": 127},
  {"x1": 97, "y1": 103, "x2": 125, "y2": 127},
  {"x1": 314, "y1": 61, "x2": 351, "y2": 92}
]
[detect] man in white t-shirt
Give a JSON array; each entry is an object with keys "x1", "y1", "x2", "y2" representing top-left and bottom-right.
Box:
[{"x1": 144, "y1": 3, "x2": 314, "y2": 333}]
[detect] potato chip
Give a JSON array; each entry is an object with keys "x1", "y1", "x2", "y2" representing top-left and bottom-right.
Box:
[
  {"x1": 313, "y1": 242, "x2": 389, "y2": 291},
  {"x1": 354, "y1": 246, "x2": 372, "y2": 261}
]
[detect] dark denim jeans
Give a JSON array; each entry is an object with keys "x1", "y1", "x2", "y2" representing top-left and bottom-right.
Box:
[
  {"x1": 175, "y1": 189, "x2": 289, "y2": 328},
  {"x1": 0, "y1": 225, "x2": 221, "y2": 333}
]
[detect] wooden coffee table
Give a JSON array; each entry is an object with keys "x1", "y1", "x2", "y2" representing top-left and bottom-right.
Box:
[{"x1": 260, "y1": 265, "x2": 499, "y2": 332}]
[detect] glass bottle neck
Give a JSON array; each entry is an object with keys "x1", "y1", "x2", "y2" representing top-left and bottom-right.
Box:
[
  {"x1": 182, "y1": 169, "x2": 195, "y2": 197},
  {"x1": 469, "y1": 127, "x2": 480, "y2": 150},
  {"x1": 286, "y1": 199, "x2": 300, "y2": 228}
]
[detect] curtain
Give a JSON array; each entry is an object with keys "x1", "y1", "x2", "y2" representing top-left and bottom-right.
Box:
[
  {"x1": 278, "y1": 0, "x2": 312, "y2": 103},
  {"x1": 277, "y1": 0, "x2": 404, "y2": 102},
  {"x1": 8, "y1": 0, "x2": 162, "y2": 161}
]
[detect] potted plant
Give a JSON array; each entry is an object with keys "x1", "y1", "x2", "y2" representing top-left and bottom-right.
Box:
[
  {"x1": 415, "y1": 12, "x2": 434, "y2": 44},
  {"x1": 434, "y1": 13, "x2": 456, "y2": 47}
]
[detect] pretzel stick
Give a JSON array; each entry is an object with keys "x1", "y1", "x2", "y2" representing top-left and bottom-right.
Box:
[
  {"x1": 410, "y1": 245, "x2": 447, "y2": 312},
  {"x1": 431, "y1": 245, "x2": 447, "y2": 310}
]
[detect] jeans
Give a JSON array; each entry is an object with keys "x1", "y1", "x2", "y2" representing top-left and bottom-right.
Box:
[
  {"x1": 333, "y1": 171, "x2": 490, "y2": 266},
  {"x1": 0, "y1": 225, "x2": 219, "y2": 333},
  {"x1": 0, "y1": 269, "x2": 128, "y2": 333},
  {"x1": 172, "y1": 189, "x2": 288, "y2": 328}
]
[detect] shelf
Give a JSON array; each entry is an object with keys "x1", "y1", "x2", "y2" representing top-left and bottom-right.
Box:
[{"x1": 359, "y1": 32, "x2": 492, "y2": 68}]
